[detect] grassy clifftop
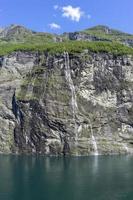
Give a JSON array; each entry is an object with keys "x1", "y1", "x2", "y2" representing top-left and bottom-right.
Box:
[
  {"x1": 0, "y1": 41, "x2": 133, "y2": 56},
  {"x1": 0, "y1": 25, "x2": 133, "y2": 56}
]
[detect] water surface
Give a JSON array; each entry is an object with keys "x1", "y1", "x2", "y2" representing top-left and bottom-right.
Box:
[{"x1": 0, "y1": 155, "x2": 133, "y2": 200}]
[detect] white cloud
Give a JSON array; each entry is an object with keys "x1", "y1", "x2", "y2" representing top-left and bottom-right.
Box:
[
  {"x1": 53, "y1": 5, "x2": 91, "y2": 22},
  {"x1": 62, "y1": 5, "x2": 84, "y2": 22},
  {"x1": 49, "y1": 23, "x2": 61, "y2": 30},
  {"x1": 54, "y1": 5, "x2": 59, "y2": 10}
]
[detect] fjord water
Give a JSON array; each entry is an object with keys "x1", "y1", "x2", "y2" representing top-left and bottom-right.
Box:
[{"x1": 0, "y1": 155, "x2": 133, "y2": 200}]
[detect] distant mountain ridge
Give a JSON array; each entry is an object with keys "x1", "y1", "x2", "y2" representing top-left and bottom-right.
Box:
[
  {"x1": 0, "y1": 24, "x2": 61, "y2": 44},
  {"x1": 0, "y1": 24, "x2": 133, "y2": 47},
  {"x1": 64, "y1": 25, "x2": 133, "y2": 47}
]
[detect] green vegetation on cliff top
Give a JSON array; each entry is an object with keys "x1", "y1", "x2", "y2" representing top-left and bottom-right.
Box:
[
  {"x1": 0, "y1": 41, "x2": 133, "y2": 56},
  {"x1": 0, "y1": 25, "x2": 133, "y2": 56}
]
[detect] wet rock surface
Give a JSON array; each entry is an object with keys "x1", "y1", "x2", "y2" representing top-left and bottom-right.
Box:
[{"x1": 0, "y1": 51, "x2": 133, "y2": 155}]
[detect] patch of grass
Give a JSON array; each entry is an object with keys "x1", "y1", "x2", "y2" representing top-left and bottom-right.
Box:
[{"x1": 0, "y1": 41, "x2": 133, "y2": 56}]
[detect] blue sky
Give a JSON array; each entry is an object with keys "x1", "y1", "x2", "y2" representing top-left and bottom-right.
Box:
[{"x1": 0, "y1": 0, "x2": 133, "y2": 34}]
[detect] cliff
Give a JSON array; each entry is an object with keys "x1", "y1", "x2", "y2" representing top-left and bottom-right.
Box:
[{"x1": 0, "y1": 50, "x2": 133, "y2": 155}]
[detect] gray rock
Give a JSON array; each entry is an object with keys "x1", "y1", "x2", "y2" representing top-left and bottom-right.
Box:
[{"x1": 0, "y1": 51, "x2": 133, "y2": 155}]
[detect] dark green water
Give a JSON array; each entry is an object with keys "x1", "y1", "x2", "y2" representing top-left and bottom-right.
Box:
[{"x1": 0, "y1": 155, "x2": 133, "y2": 200}]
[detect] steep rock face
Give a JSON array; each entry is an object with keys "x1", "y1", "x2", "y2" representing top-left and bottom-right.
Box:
[
  {"x1": 0, "y1": 52, "x2": 37, "y2": 153},
  {"x1": 0, "y1": 51, "x2": 133, "y2": 155}
]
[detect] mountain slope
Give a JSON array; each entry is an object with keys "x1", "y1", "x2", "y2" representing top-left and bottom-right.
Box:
[
  {"x1": 0, "y1": 24, "x2": 133, "y2": 47},
  {"x1": 63, "y1": 25, "x2": 133, "y2": 47},
  {"x1": 83, "y1": 25, "x2": 133, "y2": 46},
  {"x1": 0, "y1": 24, "x2": 62, "y2": 44}
]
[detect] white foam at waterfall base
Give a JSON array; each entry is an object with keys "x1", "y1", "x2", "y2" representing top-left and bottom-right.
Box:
[
  {"x1": 92, "y1": 135, "x2": 98, "y2": 155},
  {"x1": 123, "y1": 143, "x2": 129, "y2": 153},
  {"x1": 88, "y1": 118, "x2": 99, "y2": 155}
]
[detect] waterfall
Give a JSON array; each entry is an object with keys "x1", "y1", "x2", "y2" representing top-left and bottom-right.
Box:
[
  {"x1": 64, "y1": 52, "x2": 78, "y2": 117},
  {"x1": 12, "y1": 92, "x2": 23, "y2": 126},
  {"x1": 63, "y1": 52, "x2": 98, "y2": 155},
  {"x1": 64, "y1": 52, "x2": 78, "y2": 151},
  {"x1": 25, "y1": 135, "x2": 29, "y2": 145},
  {"x1": 88, "y1": 119, "x2": 98, "y2": 155},
  {"x1": 123, "y1": 143, "x2": 129, "y2": 153},
  {"x1": 91, "y1": 135, "x2": 98, "y2": 155}
]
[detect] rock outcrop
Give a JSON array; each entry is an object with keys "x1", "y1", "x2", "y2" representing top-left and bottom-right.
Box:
[
  {"x1": 0, "y1": 51, "x2": 133, "y2": 155},
  {"x1": 63, "y1": 32, "x2": 111, "y2": 42}
]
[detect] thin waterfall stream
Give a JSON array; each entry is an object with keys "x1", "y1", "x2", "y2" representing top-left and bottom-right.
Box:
[
  {"x1": 91, "y1": 135, "x2": 98, "y2": 155},
  {"x1": 88, "y1": 119, "x2": 98, "y2": 155},
  {"x1": 123, "y1": 143, "x2": 129, "y2": 153},
  {"x1": 64, "y1": 52, "x2": 79, "y2": 150},
  {"x1": 64, "y1": 52, "x2": 98, "y2": 155}
]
